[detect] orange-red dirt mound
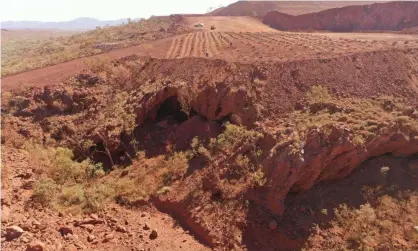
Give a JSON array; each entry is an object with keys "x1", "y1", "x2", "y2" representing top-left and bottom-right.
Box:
[{"x1": 263, "y1": 1, "x2": 418, "y2": 32}]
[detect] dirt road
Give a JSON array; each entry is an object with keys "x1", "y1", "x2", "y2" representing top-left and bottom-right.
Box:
[{"x1": 1, "y1": 44, "x2": 150, "y2": 91}]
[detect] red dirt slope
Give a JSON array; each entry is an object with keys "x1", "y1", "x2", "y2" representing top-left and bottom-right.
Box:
[
  {"x1": 209, "y1": 1, "x2": 382, "y2": 17},
  {"x1": 263, "y1": 1, "x2": 418, "y2": 31}
]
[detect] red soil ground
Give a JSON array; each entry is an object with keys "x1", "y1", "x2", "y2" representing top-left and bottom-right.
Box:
[
  {"x1": 1, "y1": 147, "x2": 210, "y2": 251},
  {"x1": 2, "y1": 11, "x2": 418, "y2": 251},
  {"x1": 3, "y1": 16, "x2": 418, "y2": 92}
]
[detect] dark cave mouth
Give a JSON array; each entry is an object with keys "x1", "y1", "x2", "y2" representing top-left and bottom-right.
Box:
[{"x1": 155, "y1": 96, "x2": 196, "y2": 124}]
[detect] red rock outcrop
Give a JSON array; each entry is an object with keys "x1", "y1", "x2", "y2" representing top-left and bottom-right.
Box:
[
  {"x1": 263, "y1": 1, "x2": 418, "y2": 31},
  {"x1": 208, "y1": 1, "x2": 380, "y2": 17}
]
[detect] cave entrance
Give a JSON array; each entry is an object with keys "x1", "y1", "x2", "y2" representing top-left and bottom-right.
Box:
[{"x1": 155, "y1": 96, "x2": 189, "y2": 123}]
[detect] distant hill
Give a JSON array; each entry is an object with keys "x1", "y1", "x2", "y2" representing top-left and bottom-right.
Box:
[
  {"x1": 208, "y1": 1, "x2": 385, "y2": 17},
  {"x1": 263, "y1": 1, "x2": 418, "y2": 32},
  {"x1": 1, "y1": 17, "x2": 142, "y2": 31}
]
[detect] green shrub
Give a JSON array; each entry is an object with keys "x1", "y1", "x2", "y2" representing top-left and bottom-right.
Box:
[
  {"x1": 156, "y1": 186, "x2": 171, "y2": 195},
  {"x1": 58, "y1": 184, "x2": 85, "y2": 206},
  {"x1": 197, "y1": 146, "x2": 212, "y2": 161},
  {"x1": 24, "y1": 143, "x2": 100, "y2": 185},
  {"x1": 114, "y1": 178, "x2": 147, "y2": 205},
  {"x1": 51, "y1": 147, "x2": 88, "y2": 184},
  {"x1": 214, "y1": 122, "x2": 263, "y2": 151},
  {"x1": 84, "y1": 184, "x2": 115, "y2": 212},
  {"x1": 161, "y1": 151, "x2": 190, "y2": 184},
  {"x1": 32, "y1": 178, "x2": 58, "y2": 206},
  {"x1": 84, "y1": 56, "x2": 111, "y2": 73},
  {"x1": 85, "y1": 162, "x2": 106, "y2": 180},
  {"x1": 252, "y1": 169, "x2": 267, "y2": 187},
  {"x1": 352, "y1": 135, "x2": 365, "y2": 146},
  {"x1": 307, "y1": 85, "x2": 332, "y2": 103}
]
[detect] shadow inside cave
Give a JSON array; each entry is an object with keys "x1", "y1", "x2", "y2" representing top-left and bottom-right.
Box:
[
  {"x1": 241, "y1": 154, "x2": 418, "y2": 251},
  {"x1": 128, "y1": 95, "x2": 222, "y2": 159}
]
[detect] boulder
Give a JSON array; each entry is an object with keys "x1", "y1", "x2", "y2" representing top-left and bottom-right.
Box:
[
  {"x1": 59, "y1": 226, "x2": 73, "y2": 237},
  {"x1": 3, "y1": 225, "x2": 24, "y2": 241},
  {"x1": 26, "y1": 240, "x2": 45, "y2": 251},
  {"x1": 143, "y1": 222, "x2": 151, "y2": 230},
  {"x1": 149, "y1": 229, "x2": 158, "y2": 240}
]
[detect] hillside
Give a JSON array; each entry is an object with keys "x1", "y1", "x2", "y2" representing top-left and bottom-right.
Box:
[
  {"x1": 1, "y1": 17, "x2": 142, "y2": 31},
  {"x1": 2, "y1": 48, "x2": 418, "y2": 250},
  {"x1": 208, "y1": 1, "x2": 383, "y2": 17},
  {"x1": 1, "y1": 16, "x2": 189, "y2": 77},
  {"x1": 263, "y1": 1, "x2": 418, "y2": 31},
  {"x1": 2, "y1": 4, "x2": 418, "y2": 251}
]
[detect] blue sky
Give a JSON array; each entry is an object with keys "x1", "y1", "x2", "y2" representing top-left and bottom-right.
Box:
[{"x1": 1, "y1": 0, "x2": 237, "y2": 21}]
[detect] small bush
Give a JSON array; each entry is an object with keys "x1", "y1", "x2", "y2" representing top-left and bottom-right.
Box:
[
  {"x1": 114, "y1": 178, "x2": 147, "y2": 205},
  {"x1": 235, "y1": 155, "x2": 251, "y2": 170},
  {"x1": 352, "y1": 135, "x2": 365, "y2": 146},
  {"x1": 307, "y1": 85, "x2": 332, "y2": 103},
  {"x1": 190, "y1": 137, "x2": 200, "y2": 152},
  {"x1": 32, "y1": 178, "x2": 58, "y2": 206},
  {"x1": 197, "y1": 146, "x2": 212, "y2": 161},
  {"x1": 84, "y1": 56, "x2": 111, "y2": 73},
  {"x1": 214, "y1": 122, "x2": 263, "y2": 151},
  {"x1": 109, "y1": 65, "x2": 132, "y2": 87},
  {"x1": 51, "y1": 147, "x2": 89, "y2": 184},
  {"x1": 84, "y1": 184, "x2": 115, "y2": 212},
  {"x1": 24, "y1": 143, "x2": 100, "y2": 185},
  {"x1": 85, "y1": 162, "x2": 106, "y2": 180},
  {"x1": 156, "y1": 186, "x2": 171, "y2": 195},
  {"x1": 252, "y1": 169, "x2": 267, "y2": 187},
  {"x1": 58, "y1": 184, "x2": 85, "y2": 207},
  {"x1": 161, "y1": 151, "x2": 190, "y2": 184}
]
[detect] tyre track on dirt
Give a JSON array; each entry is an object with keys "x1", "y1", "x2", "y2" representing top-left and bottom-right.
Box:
[
  {"x1": 219, "y1": 32, "x2": 232, "y2": 47},
  {"x1": 166, "y1": 37, "x2": 180, "y2": 59},
  {"x1": 180, "y1": 33, "x2": 193, "y2": 58},
  {"x1": 174, "y1": 35, "x2": 185, "y2": 58},
  {"x1": 194, "y1": 32, "x2": 203, "y2": 57},
  {"x1": 204, "y1": 32, "x2": 215, "y2": 57},
  {"x1": 222, "y1": 32, "x2": 236, "y2": 45},
  {"x1": 188, "y1": 32, "x2": 197, "y2": 57},
  {"x1": 202, "y1": 32, "x2": 208, "y2": 57},
  {"x1": 209, "y1": 32, "x2": 222, "y2": 55}
]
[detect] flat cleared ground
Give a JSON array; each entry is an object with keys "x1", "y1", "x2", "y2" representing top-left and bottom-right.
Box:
[
  {"x1": 2, "y1": 16, "x2": 418, "y2": 91},
  {"x1": 308, "y1": 32, "x2": 418, "y2": 42},
  {"x1": 184, "y1": 16, "x2": 277, "y2": 32},
  {"x1": 161, "y1": 31, "x2": 418, "y2": 62}
]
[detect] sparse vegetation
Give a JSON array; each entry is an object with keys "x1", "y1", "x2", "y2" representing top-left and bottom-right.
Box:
[
  {"x1": 2, "y1": 18, "x2": 173, "y2": 76},
  {"x1": 212, "y1": 122, "x2": 263, "y2": 151},
  {"x1": 307, "y1": 85, "x2": 332, "y2": 104},
  {"x1": 32, "y1": 177, "x2": 59, "y2": 207},
  {"x1": 252, "y1": 169, "x2": 267, "y2": 187},
  {"x1": 2, "y1": 38, "x2": 418, "y2": 251},
  {"x1": 25, "y1": 142, "x2": 98, "y2": 185},
  {"x1": 311, "y1": 193, "x2": 418, "y2": 251}
]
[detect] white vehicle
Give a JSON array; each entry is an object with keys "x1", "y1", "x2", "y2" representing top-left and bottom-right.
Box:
[{"x1": 194, "y1": 23, "x2": 204, "y2": 28}]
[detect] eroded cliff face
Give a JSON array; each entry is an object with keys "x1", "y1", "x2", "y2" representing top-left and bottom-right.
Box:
[
  {"x1": 259, "y1": 124, "x2": 418, "y2": 215},
  {"x1": 152, "y1": 92, "x2": 418, "y2": 248}
]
